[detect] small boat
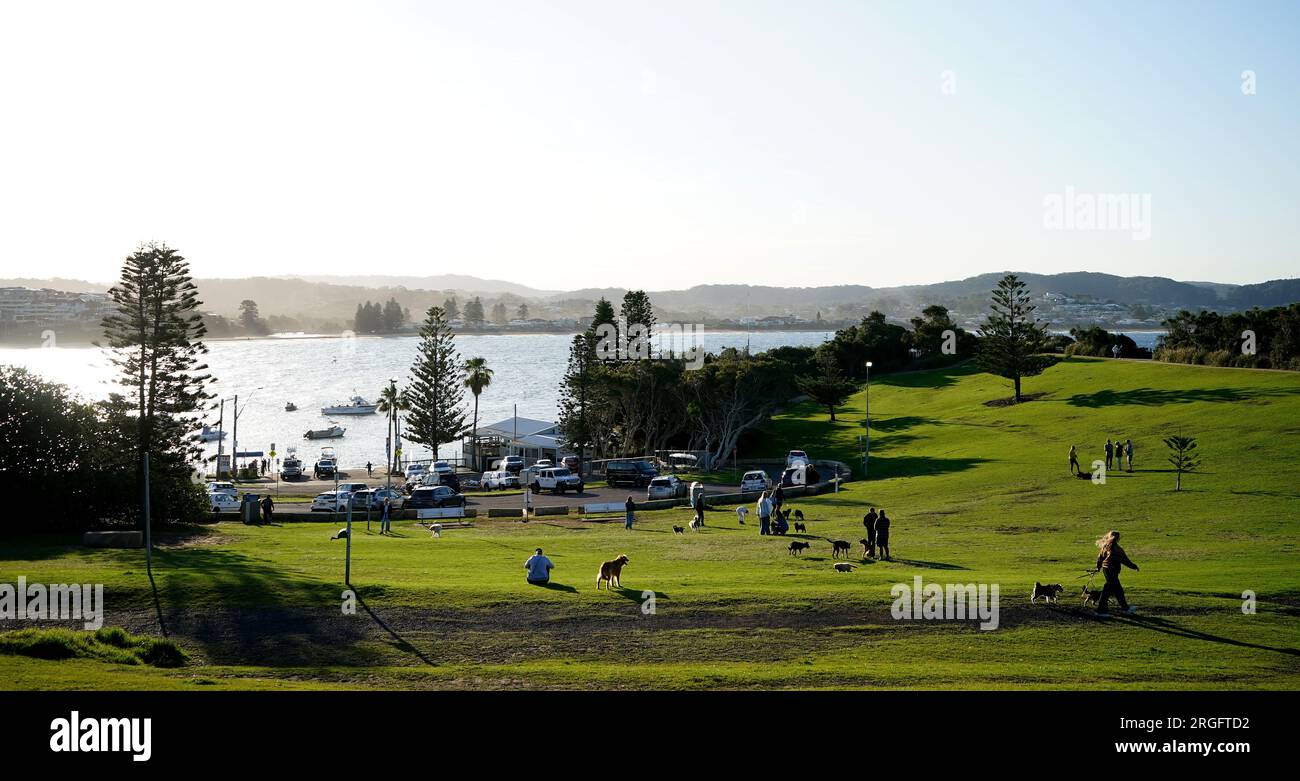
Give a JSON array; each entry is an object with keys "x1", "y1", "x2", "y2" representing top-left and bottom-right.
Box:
[
  {"x1": 199, "y1": 425, "x2": 226, "y2": 442},
  {"x1": 285, "y1": 402, "x2": 298, "y2": 412},
  {"x1": 321, "y1": 395, "x2": 378, "y2": 415},
  {"x1": 304, "y1": 425, "x2": 346, "y2": 439}
]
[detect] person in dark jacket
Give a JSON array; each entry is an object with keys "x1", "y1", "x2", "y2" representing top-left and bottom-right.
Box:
[
  {"x1": 874, "y1": 509, "x2": 891, "y2": 560},
  {"x1": 260, "y1": 495, "x2": 274, "y2": 524},
  {"x1": 773, "y1": 484, "x2": 785, "y2": 513},
  {"x1": 625, "y1": 496, "x2": 635, "y2": 530},
  {"x1": 1094, "y1": 530, "x2": 1139, "y2": 615},
  {"x1": 1104, "y1": 439, "x2": 1114, "y2": 470},
  {"x1": 691, "y1": 489, "x2": 706, "y2": 528},
  {"x1": 863, "y1": 507, "x2": 878, "y2": 557}
]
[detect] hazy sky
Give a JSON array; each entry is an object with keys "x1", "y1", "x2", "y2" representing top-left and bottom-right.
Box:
[{"x1": 0, "y1": 1, "x2": 1296, "y2": 289}]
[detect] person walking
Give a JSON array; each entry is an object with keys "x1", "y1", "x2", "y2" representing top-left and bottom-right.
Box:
[
  {"x1": 1068, "y1": 444, "x2": 1081, "y2": 475},
  {"x1": 863, "y1": 507, "x2": 878, "y2": 557},
  {"x1": 1104, "y1": 439, "x2": 1114, "y2": 471},
  {"x1": 1094, "y1": 530, "x2": 1139, "y2": 616},
  {"x1": 366, "y1": 461, "x2": 373, "y2": 478},
  {"x1": 1125, "y1": 439, "x2": 1134, "y2": 472},
  {"x1": 874, "y1": 509, "x2": 892, "y2": 561},
  {"x1": 691, "y1": 488, "x2": 706, "y2": 529},
  {"x1": 624, "y1": 495, "x2": 636, "y2": 530},
  {"x1": 1111, "y1": 344, "x2": 1121, "y2": 359},
  {"x1": 260, "y1": 495, "x2": 274, "y2": 524},
  {"x1": 379, "y1": 497, "x2": 392, "y2": 534},
  {"x1": 757, "y1": 492, "x2": 772, "y2": 536}
]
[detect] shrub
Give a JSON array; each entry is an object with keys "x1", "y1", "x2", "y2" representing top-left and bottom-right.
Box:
[{"x1": 0, "y1": 627, "x2": 187, "y2": 667}]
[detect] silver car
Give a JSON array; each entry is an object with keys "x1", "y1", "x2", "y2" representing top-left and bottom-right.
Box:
[{"x1": 646, "y1": 475, "x2": 687, "y2": 500}]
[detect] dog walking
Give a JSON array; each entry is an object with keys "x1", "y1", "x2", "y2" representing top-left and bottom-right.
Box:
[
  {"x1": 735, "y1": 505, "x2": 748, "y2": 525},
  {"x1": 1094, "y1": 530, "x2": 1139, "y2": 616}
]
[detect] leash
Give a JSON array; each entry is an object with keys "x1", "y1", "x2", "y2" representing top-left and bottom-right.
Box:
[{"x1": 1073, "y1": 568, "x2": 1099, "y2": 589}]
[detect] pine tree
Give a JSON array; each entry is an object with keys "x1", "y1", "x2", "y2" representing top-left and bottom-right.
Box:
[
  {"x1": 796, "y1": 353, "x2": 857, "y2": 421},
  {"x1": 517, "y1": 302, "x2": 529, "y2": 320},
  {"x1": 443, "y1": 296, "x2": 459, "y2": 321},
  {"x1": 464, "y1": 296, "x2": 486, "y2": 326},
  {"x1": 382, "y1": 298, "x2": 405, "y2": 332},
  {"x1": 976, "y1": 274, "x2": 1054, "y2": 402},
  {"x1": 491, "y1": 301, "x2": 508, "y2": 325},
  {"x1": 592, "y1": 297, "x2": 618, "y2": 361},
  {"x1": 557, "y1": 331, "x2": 600, "y2": 461},
  {"x1": 620, "y1": 290, "x2": 655, "y2": 346},
  {"x1": 99, "y1": 242, "x2": 213, "y2": 525},
  {"x1": 405, "y1": 306, "x2": 467, "y2": 453},
  {"x1": 1164, "y1": 434, "x2": 1201, "y2": 491}
]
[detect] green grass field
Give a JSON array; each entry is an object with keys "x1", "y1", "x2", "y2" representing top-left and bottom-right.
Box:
[{"x1": 3, "y1": 357, "x2": 1299, "y2": 690}]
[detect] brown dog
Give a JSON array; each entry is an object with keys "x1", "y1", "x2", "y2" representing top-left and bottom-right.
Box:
[{"x1": 596, "y1": 554, "x2": 630, "y2": 590}]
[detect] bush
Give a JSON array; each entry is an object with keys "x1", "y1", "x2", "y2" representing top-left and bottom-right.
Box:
[{"x1": 0, "y1": 627, "x2": 187, "y2": 667}]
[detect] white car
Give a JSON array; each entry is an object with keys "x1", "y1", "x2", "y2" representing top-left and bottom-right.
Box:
[
  {"x1": 480, "y1": 470, "x2": 521, "y2": 490},
  {"x1": 208, "y1": 492, "x2": 241, "y2": 514},
  {"x1": 431, "y1": 460, "x2": 453, "y2": 475},
  {"x1": 404, "y1": 464, "x2": 428, "y2": 481},
  {"x1": 533, "y1": 459, "x2": 554, "y2": 470},
  {"x1": 646, "y1": 475, "x2": 687, "y2": 500},
  {"x1": 786, "y1": 450, "x2": 810, "y2": 468},
  {"x1": 528, "y1": 467, "x2": 583, "y2": 494},
  {"x1": 740, "y1": 470, "x2": 772, "y2": 492},
  {"x1": 207, "y1": 481, "x2": 237, "y2": 497},
  {"x1": 310, "y1": 490, "x2": 354, "y2": 512},
  {"x1": 351, "y1": 488, "x2": 405, "y2": 510},
  {"x1": 338, "y1": 482, "x2": 369, "y2": 494}
]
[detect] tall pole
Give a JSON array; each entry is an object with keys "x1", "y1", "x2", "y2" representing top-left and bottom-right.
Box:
[
  {"x1": 387, "y1": 378, "x2": 396, "y2": 494},
  {"x1": 863, "y1": 361, "x2": 873, "y2": 479},
  {"x1": 344, "y1": 493, "x2": 353, "y2": 585},
  {"x1": 231, "y1": 393, "x2": 238, "y2": 478},
  {"x1": 216, "y1": 398, "x2": 225, "y2": 476},
  {"x1": 143, "y1": 452, "x2": 152, "y2": 573}
]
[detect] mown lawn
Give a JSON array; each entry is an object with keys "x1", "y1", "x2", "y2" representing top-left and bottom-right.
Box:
[{"x1": 3, "y1": 357, "x2": 1298, "y2": 689}]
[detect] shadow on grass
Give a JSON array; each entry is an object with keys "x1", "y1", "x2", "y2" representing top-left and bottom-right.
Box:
[
  {"x1": 1120, "y1": 615, "x2": 1300, "y2": 657},
  {"x1": 891, "y1": 558, "x2": 969, "y2": 571},
  {"x1": 610, "y1": 587, "x2": 670, "y2": 602},
  {"x1": 867, "y1": 455, "x2": 991, "y2": 480},
  {"x1": 529, "y1": 581, "x2": 578, "y2": 593},
  {"x1": 357, "y1": 593, "x2": 435, "y2": 666},
  {"x1": 1066, "y1": 386, "x2": 1299, "y2": 408}
]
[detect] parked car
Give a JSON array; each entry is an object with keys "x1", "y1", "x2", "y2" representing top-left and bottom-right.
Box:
[
  {"x1": 605, "y1": 459, "x2": 658, "y2": 488},
  {"x1": 310, "y1": 490, "x2": 353, "y2": 512},
  {"x1": 460, "y1": 477, "x2": 480, "y2": 491},
  {"x1": 339, "y1": 482, "x2": 369, "y2": 494},
  {"x1": 405, "y1": 485, "x2": 466, "y2": 509},
  {"x1": 786, "y1": 450, "x2": 810, "y2": 467},
  {"x1": 351, "y1": 488, "x2": 405, "y2": 510},
  {"x1": 404, "y1": 463, "x2": 428, "y2": 481},
  {"x1": 646, "y1": 475, "x2": 687, "y2": 500},
  {"x1": 280, "y1": 457, "x2": 303, "y2": 480},
  {"x1": 481, "y1": 470, "x2": 521, "y2": 490},
  {"x1": 501, "y1": 455, "x2": 524, "y2": 474},
  {"x1": 529, "y1": 467, "x2": 583, "y2": 494},
  {"x1": 560, "y1": 455, "x2": 581, "y2": 472},
  {"x1": 206, "y1": 481, "x2": 237, "y2": 497},
  {"x1": 431, "y1": 460, "x2": 453, "y2": 475},
  {"x1": 314, "y1": 459, "x2": 337, "y2": 480},
  {"x1": 208, "y1": 492, "x2": 241, "y2": 514},
  {"x1": 419, "y1": 471, "x2": 460, "y2": 491},
  {"x1": 533, "y1": 459, "x2": 554, "y2": 470},
  {"x1": 740, "y1": 470, "x2": 772, "y2": 492}
]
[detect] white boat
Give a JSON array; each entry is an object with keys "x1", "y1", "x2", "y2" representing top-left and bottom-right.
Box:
[
  {"x1": 321, "y1": 396, "x2": 378, "y2": 415},
  {"x1": 304, "y1": 425, "x2": 346, "y2": 439},
  {"x1": 199, "y1": 425, "x2": 226, "y2": 442}
]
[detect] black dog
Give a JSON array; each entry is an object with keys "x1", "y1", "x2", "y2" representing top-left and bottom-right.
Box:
[
  {"x1": 1030, "y1": 582, "x2": 1065, "y2": 604},
  {"x1": 788, "y1": 540, "x2": 810, "y2": 555},
  {"x1": 793, "y1": 521, "x2": 807, "y2": 533},
  {"x1": 673, "y1": 525, "x2": 685, "y2": 535},
  {"x1": 793, "y1": 509, "x2": 805, "y2": 523},
  {"x1": 829, "y1": 540, "x2": 852, "y2": 559}
]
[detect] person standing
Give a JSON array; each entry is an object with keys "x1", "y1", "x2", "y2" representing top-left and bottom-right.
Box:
[
  {"x1": 1094, "y1": 530, "x2": 1139, "y2": 616},
  {"x1": 260, "y1": 494, "x2": 274, "y2": 524},
  {"x1": 757, "y1": 492, "x2": 772, "y2": 536},
  {"x1": 691, "y1": 488, "x2": 706, "y2": 528},
  {"x1": 624, "y1": 495, "x2": 636, "y2": 530},
  {"x1": 366, "y1": 461, "x2": 373, "y2": 477},
  {"x1": 863, "y1": 507, "x2": 878, "y2": 557},
  {"x1": 773, "y1": 484, "x2": 786, "y2": 514},
  {"x1": 1068, "y1": 444, "x2": 1081, "y2": 475},
  {"x1": 1111, "y1": 344, "x2": 1121, "y2": 359},
  {"x1": 379, "y1": 497, "x2": 392, "y2": 534},
  {"x1": 875, "y1": 509, "x2": 892, "y2": 561},
  {"x1": 1125, "y1": 439, "x2": 1134, "y2": 472},
  {"x1": 1104, "y1": 439, "x2": 1114, "y2": 471}
]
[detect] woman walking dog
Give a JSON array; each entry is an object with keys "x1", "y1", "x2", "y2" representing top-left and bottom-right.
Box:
[{"x1": 1094, "y1": 530, "x2": 1139, "y2": 616}]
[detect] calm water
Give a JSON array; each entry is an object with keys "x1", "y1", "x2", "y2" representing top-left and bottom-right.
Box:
[{"x1": 0, "y1": 330, "x2": 833, "y2": 466}]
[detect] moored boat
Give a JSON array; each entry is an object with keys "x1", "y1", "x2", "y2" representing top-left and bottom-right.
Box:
[
  {"x1": 304, "y1": 425, "x2": 346, "y2": 439},
  {"x1": 321, "y1": 396, "x2": 378, "y2": 415}
]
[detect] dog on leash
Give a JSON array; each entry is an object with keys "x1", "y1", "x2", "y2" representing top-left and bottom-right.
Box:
[
  {"x1": 1081, "y1": 585, "x2": 1101, "y2": 606},
  {"x1": 793, "y1": 521, "x2": 807, "y2": 533},
  {"x1": 833, "y1": 562, "x2": 855, "y2": 573},
  {"x1": 673, "y1": 525, "x2": 685, "y2": 535},
  {"x1": 788, "y1": 540, "x2": 810, "y2": 555},
  {"x1": 829, "y1": 540, "x2": 852, "y2": 559},
  {"x1": 596, "y1": 554, "x2": 630, "y2": 590},
  {"x1": 1030, "y1": 582, "x2": 1065, "y2": 603}
]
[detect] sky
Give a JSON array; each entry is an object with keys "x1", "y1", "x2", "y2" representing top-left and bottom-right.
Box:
[{"x1": 0, "y1": 0, "x2": 1296, "y2": 290}]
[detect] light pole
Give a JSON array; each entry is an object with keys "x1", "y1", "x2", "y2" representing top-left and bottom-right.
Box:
[
  {"x1": 226, "y1": 386, "x2": 263, "y2": 479},
  {"x1": 863, "y1": 361, "x2": 873, "y2": 479}
]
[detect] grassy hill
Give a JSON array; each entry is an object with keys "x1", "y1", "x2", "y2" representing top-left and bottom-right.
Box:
[{"x1": 3, "y1": 357, "x2": 1298, "y2": 690}]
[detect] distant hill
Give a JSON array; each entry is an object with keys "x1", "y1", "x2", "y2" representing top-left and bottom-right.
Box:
[{"x1": 282, "y1": 274, "x2": 556, "y2": 298}]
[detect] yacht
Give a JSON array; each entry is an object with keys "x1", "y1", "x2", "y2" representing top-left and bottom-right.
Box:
[
  {"x1": 321, "y1": 396, "x2": 378, "y2": 415},
  {"x1": 199, "y1": 425, "x2": 226, "y2": 442},
  {"x1": 304, "y1": 425, "x2": 346, "y2": 439}
]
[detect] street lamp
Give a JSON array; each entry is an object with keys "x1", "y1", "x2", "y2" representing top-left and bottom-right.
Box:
[
  {"x1": 863, "y1": 361, "x2": 873, "y2": 479},
  {"x1": 217, "y1": 386, "x2": 263, "y2": 478}
]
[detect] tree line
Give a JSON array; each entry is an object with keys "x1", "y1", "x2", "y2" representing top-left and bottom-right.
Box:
[
  {"x1": 1155, "y1": 304, "x2": 1300, "y2": 370},
  {"x1": 353, "y1": 298, "x2": 409, "y2": 334}
]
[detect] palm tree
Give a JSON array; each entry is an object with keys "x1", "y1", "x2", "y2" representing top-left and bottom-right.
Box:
[
  {"x1": 377, "y1": 382, "x2": 410, "y2": 474},
  {"x1": 463, "y1": 357, "x2": 494, "y2": 470}
]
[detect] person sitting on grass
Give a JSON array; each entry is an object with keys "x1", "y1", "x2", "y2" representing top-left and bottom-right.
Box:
[
  {"x1": 524, "y1": 548, "x2": 554, "y2": 586},
  {"x1": 1094, "y1": 530, "x2": 1139, "y2": 616}
]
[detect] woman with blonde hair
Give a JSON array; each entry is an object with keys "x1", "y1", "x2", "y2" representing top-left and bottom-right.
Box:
[{"x1": 1094, "y1": 530, "x2": 1139, "y2": 616}]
